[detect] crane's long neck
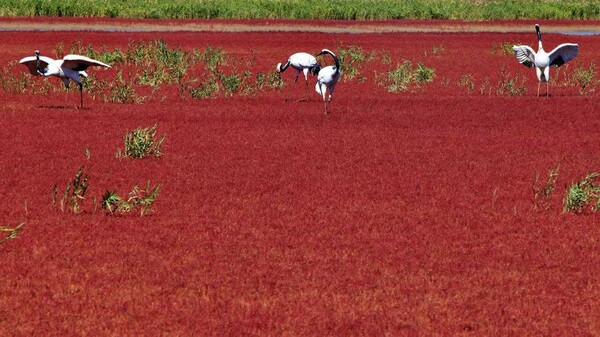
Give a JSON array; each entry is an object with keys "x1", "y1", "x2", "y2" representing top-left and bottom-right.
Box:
[
  {"x1": 331, "y1": 54, "x2": 340, "y2": 75},
  {"x1": 323, "y1": 50, "x2": 340, "y2": 74},
  {"x1": 279, "y1": 60, "x2": 291, "y2": 73},
  {"x1": 536, "y1": 25, "x2": 543, "y2": 50},
  {"x1": 35, "y1": 53, "x2": 41, "y2": 73},
  {"x1": 35, "y1": 51, "x2": 46, "y2": 75}
]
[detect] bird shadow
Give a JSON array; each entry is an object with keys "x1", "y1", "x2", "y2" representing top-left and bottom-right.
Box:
[
  {"x1": 38, "y1": 105, "x2": 91, "y2": 111},
  {"x1": 284, "y1": 97, "x2": 311, "y2": 103}
]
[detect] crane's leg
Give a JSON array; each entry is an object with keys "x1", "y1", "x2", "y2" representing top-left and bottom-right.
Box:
[
  {"x1": 304, "y1": 79, "x2": 309, "y2": 98},
  {"x1": 322, "y1": 88, "x2": 328, "y2": 114},
  {"x1": 79, "y1": 83, "x2": 83, "y2": 108},
  {"x1": 302, "y1": 69, "x2": 310, "y2": 98},
  {"x1": 546, "y1": 82, "x2": 549, "y2": 97},
  {"x1": 537, "y1": 82, "x2": 540, "y2": 97},
  {"x1": 62, "y1": 79, "x2": 70, "y2": 107}
]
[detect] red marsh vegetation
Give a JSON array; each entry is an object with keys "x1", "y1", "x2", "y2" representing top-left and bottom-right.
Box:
[{"x1": 1, "y1": 19, "x2": 600, "y2": 336}]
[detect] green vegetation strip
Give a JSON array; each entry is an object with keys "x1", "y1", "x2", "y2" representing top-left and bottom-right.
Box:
[{"x1": 0, "y1": 0, "x2": 599, "y2": 20}]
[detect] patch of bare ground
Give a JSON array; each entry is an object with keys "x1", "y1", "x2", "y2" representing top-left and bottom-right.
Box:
[{"x1": 0, "y1": 17, "x2": 599, "y2": 34}]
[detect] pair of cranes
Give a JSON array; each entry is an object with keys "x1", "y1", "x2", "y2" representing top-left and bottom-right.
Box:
[
  {"x1": 276, "y1": 49, "x2": 340, "y2": 113},
  {"x1": 18, "y1": 25, "x2": 578, "y2": 111}
]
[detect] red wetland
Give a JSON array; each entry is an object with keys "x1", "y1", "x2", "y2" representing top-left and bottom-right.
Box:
[{"x1": 1, "y1": 18, "x2": 600, "y2": 336}]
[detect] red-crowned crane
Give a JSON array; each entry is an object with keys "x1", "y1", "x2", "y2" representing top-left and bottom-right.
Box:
[
  {"x1": 512, "y1": 24, "x2": 579, "y2": 97},
  {"x1": 276, "y1": 52, "x2": 321, "y2": 87},
  {"x1": 19, "y1": 50, "x2": 111, "y2": 108},
  {"x1": 314, "y1": 49, "x2": 341, "y2": 114}
]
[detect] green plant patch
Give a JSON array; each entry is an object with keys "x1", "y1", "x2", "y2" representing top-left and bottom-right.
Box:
[{"x1": 118, "y1": 125, "x2": 165, "y2": 159}]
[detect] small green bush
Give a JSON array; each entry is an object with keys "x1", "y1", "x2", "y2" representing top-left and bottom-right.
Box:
[
  {"x1": 415, "y1": 62, "x2": 435, "y2": 83},
  {"x1": 337, "y1": 44, "x2": 372, "y2": 80},
  {"x1": 457, "y1": 74, "x2": 475, "y2": 94},
  {"x1": 199, "y1": 45, "x2": 226, "y2": 72},
  {"x1": 564, "y1": 173, "x2": 600, "y2": 213},
  {"x1": 102, "y1": 182, "x2": 160, "y2": 216},
  {"x1": 221, "y1": 74, "x2": 240, "y2": 95},
  {"x1": 53, "y1": 167, "x2": 89, "y2": 213},
  {"x1": 119, "y1": 125, "x2": 165, "y2": 159},
  {"x1": 497, "y1": 67, "x2": 527, "y2": 96},
  {"x1": 383, "y1": 61, "x2": 436, "y2": 92},
  {"x1": 190, "y1": 75, "x2": 220, "y2": 99},
  {"x1": 571, "y1": 62, "x2": 597, "y2": 95}
]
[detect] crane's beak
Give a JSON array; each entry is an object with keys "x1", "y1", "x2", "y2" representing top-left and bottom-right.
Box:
[{"x1": 35, "y1": 50, "x2": 40, "y2": 56}]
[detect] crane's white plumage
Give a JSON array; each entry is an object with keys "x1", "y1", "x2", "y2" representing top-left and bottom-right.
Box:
[
  {"x1": 19, "y1": 51, "x2": 110, "y2": 108},
  {"x1": 276, "y1": 52, "x2": 320, "y2": 85},
  {"x1": 512, "y1": 24, "x2": 579, "y2": 97},
  {"x1": 314, "y1": 49, "x2": 341, "y2": 114}
]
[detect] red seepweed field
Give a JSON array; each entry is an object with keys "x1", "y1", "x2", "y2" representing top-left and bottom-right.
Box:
[{"x1": 1, "y1": 18, "x2": 600, "y2": 335}]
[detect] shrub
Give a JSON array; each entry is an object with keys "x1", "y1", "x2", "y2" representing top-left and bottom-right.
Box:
[
  {"x1": 337, "y1": 44, "x2": 372, "y2": 80},
  {"x1": 220, "y1": 74, "x2": 241, "y2": 95},
  {"x1": 457, "y1": 74, "x2": 475, "y2": 94},
  {"x1": 415, "y1": 62, "x2": 436, "y2": 83},
  {"x1": 198, "y1": 45, "x2": 226, "y2": 72},
  {"x1": 571, "y1": 62, "x2": 597, "y2": 95},
  {"x1": 383, "y1": 61, "x2": 435, "y2": 92},
  {"x1": 53, "y1": 167, "x2": 89, "y2": 213},
  {"x1": 532, "y1": 166, "x2": 559, "y2": 211},
  {"x1": 385, "y1": 61, "x2": 415, "y2": 92},
  {"x1": 190, "y1": 75, "x2": 220, "y2": 99},
  {"x1": 563, "y1": 173, "x2": 600, "y2": 213},
  {"x1": 256, "y1": 72, "x2": 284, "y2": 90},
  {"x1": 108, "y1": 71, "x2": 143, "y2": 104},
  {"x1": 102, "y1": 182, "x2": 160, "y2": 216},
  {"x1": 118, "y1": 124, "x2": 165, "y2": 159},
  {"x1": 497, "y1": 67, "x2": 527, "y2": 96}
]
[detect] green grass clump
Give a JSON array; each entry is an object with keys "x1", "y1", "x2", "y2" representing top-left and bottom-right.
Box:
[
  {"x1": 571, "y1": 63, "x2": 597, "y2": 95},
  {"x1": 220, "y1": 74, "x2": 241, "y2": 95},
  {"x1": 107, "y1": 71, "x2": 143, "y2": 104},
  {"x1": 415, "y1": 63, "x2": 436, "y2": 83},
  {"x1": 118, "y1": 125, "x2": 165, "y2": 159},
  {"x1": 198, "y1": 45, "x2": 226, "y2": 72},
  {"x1": 53, "y1": 167, "x2": 89, "y2": 213},
  {"x1": 457, "y1": 74, "x2": 475, "y2": 94},
  {"x1": 564, "y1": 173, "x2": 600, "y2": 213},
  {"x1": 383, "y1": 61, "x2": 436, "y2": 93},
  {"x1": 255, "y1": 72, "x2": 284, "y2": 91},
  {"x1": 190, "y1": 75, "x2": 220, "y2": 99},
  {"x1": 336, "y1": 45, "x2": 373, "y2": 81},
  {"x1": 497, "y1": 67, "x2": 527, "y2": 96},
  {"x1": 102, "y1": 182, "x2": 160, "y2": 216},
  {"x1": 0, "y1": 0, "x2": 597, "y2": 20}
]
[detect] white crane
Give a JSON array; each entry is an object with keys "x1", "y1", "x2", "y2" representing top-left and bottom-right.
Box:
[
  {"x1": 19, "y1": 50, "x2": 111, "y2": 108},
  {"x1": 314, "y1": 49, "x2": 341, "y2": 114},
  {"x1": 276, "y1": 52, "x2": 321, "y2": 86},
  {"x1": 512, "y1": 24, "x2": 579, "y2": 97}
]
